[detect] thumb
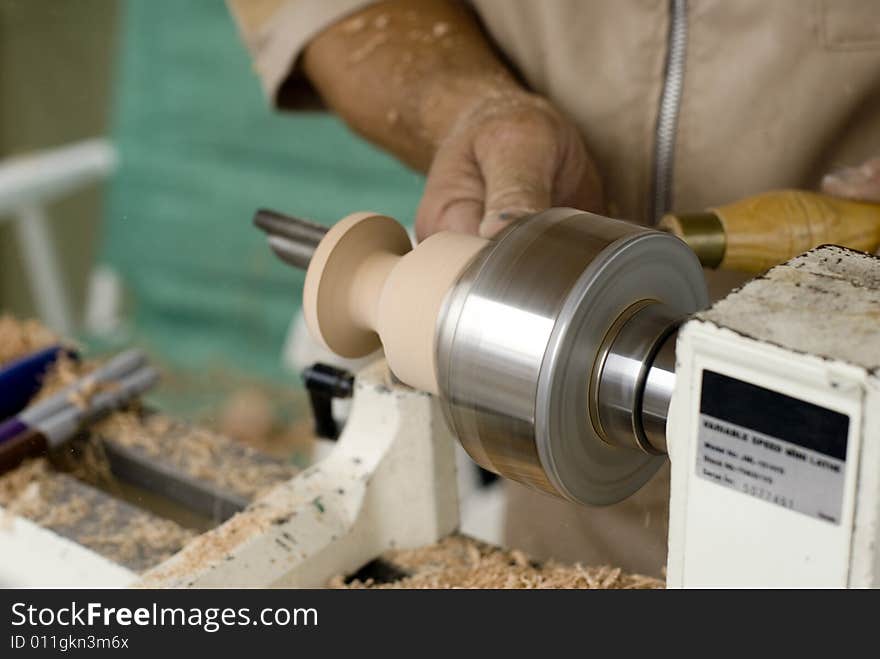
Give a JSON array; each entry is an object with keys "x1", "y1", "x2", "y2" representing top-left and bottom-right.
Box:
[
  {"x1": 479, "y1": 206, "x2": 541, "y2": 238},
  {"x1": 821, "y1": 158, "x2": 880, "y2": 203},
  {"x1": 477, "y1": 143, "x2": 554, "y2": 238}
]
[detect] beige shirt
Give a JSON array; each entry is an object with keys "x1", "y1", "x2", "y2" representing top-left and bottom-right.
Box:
[
  {"x1": 230, "y1": 0, "x2": 880, "y2": 224},
  {"x1": 229, "y1": 0, "x2": 880, "y2": 575}
]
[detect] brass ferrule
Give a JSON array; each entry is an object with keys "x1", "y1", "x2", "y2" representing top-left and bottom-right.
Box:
[{"x1": 659, "y1": 211, "x2": 726, "y2": 269}]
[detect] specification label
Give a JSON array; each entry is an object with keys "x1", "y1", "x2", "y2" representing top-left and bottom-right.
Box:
[{"x1": 696, "y1": 370, "x2": 850, "y2": 524}]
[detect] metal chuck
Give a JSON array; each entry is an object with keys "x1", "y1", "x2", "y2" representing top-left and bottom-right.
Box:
[
  {"x1": 256, "y1": 208, "x2": 708, "y2": 506},
  {"x1": 435, "y1": 209, "x2": 706, "y2": 504}
]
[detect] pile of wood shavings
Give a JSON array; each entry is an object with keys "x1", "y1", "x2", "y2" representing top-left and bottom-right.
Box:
[
  {"x1": 96, "y1": 411, "x2": 298, "y2": 501},
  {"x1": 0, "y1": 459, "x2": 194, "y2": 570},
  {"x1": 30, "y1": 347, "x2": 298, "y2": 501},
  {"x1": 330, "y1": 535, "x2": 664, "y2": 589},
  {"x1": 0, "y1": 460, "x2": 58, "y2": 520},
  {"x1": 76, "y1": 514, "x2": 195, "y2": 570},
  {"x1": 26, "y1": 353, "x2": 136, "y2": 489},
  {"x1": 31, "y1": 352, "x2": 119, "y2": 411},
  {"x1": 0, "y1": 314, "x2": 59, "y2": 365}
]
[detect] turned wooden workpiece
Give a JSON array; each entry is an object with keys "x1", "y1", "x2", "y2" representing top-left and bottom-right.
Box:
[
  {"x1": 303, "y1": 212, "x2": 487, "y2": 394},
  {"x1": 660, "y1": 189, "x2": 880, "y2": 272}
]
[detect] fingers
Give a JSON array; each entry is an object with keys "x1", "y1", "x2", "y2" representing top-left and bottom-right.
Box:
[
  {"x1": 416, "y1": 95, "x2": 604, "y2": 241},
  {"x1": 475, "y1": 128, "x2": 556, "y2": 238},
  {"x1": 479, "y1": 164, "x2": 550, "y2": 238},
  {"x1": 821, "y1": 158, "x2": 880, "y2": 202},
  {"x1": 555, "y1": 129, "x2": 605, "y2": 215},
  {"x1": 415, "y1": 139, "x2": 484, "y2": 241}
]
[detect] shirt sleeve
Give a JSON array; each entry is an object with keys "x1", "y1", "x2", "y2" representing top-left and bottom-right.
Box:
[{"x1": 227, "y1": 0, "x2": 379, "y2": 109}]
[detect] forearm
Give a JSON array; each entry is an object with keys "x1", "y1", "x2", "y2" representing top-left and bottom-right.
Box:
[{"x1": 302, "y1": 0, "x2": 525, "y2": 171}]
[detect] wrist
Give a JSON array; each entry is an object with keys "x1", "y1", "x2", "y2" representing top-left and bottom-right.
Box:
[{"x1": 418, "y1": 73, "x2": 529, "y2": 148}]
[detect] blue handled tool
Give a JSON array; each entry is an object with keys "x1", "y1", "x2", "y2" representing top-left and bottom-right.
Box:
[
  {"x1": 0, "y1": 345, "x2": 73, "y2": 421},
  {"x1": 0, "y1": 349, "x2": 146, "y2": 445}
]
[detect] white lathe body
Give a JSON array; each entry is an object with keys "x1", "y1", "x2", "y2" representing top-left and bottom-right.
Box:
[{"x1": 667, "y1": 246, "x2": 880, "y2": 587}]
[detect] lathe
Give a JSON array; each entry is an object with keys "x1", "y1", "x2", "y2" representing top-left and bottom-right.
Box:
[
  {"x1": 255, "y1": 202, "x2": 880, "y2": 588},
  {"x1": 2, "y1": 199, "x2": 879, "y2": 588}
]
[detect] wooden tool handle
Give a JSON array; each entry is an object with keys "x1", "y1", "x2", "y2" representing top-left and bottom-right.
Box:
[
  {"x1": 661, "y1": 190, "x2": 880, "y2": 272},
  {"x1": 0, "y1": 429, "x2": 47, "y2": 475}
]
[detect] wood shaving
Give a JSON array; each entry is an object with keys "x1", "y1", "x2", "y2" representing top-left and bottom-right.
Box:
[
  {"x1": 28, "y1": 346, "x2": 298, "y2": 500},
  {"x1": 0, "y1": 459, "x2": 194, "y2": 571},
  {"x1": 97, "y1": 411, "x2": 298, "y2": 500},
  {"x1": 0, "y1": 315, "x2": 293, "y2": 573},
  {"x1": 2, "y1": 316, "x2": 658, "y2": 587},
  {"x1": 77, "y1": 512, "x2": 194, "y2": 570},
  {"x1": 32, "y1": 352, "x2": 121, "y2": 412},
  {"x1": 0, "y1": 314, "x2": 58, "y2": 366},
  {"x1": 349, "y1": 32, "x2": 390, "y2": 63},
  {"x1": 29, "y1": 352, "x2": 115, "y2": 411},
  {"x1": 0, "y1": 459, "x2": 54, "y2": 526},
  {"x1": 51, "y1": 433, "x2": 119, "y2": 490},
  {"x1": 331, "y1": 535, "x2": 664, "y2": 589},
  {"x1": 139, "y1": 503, "x2": 278, "y2": 585}
]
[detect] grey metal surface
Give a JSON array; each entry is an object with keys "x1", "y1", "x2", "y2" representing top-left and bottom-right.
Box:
[
  {"x1": 102, "y1": 440, "x2": 249, "y2": 523},
  {"x1": 20, "y1": 349, "x2": 145, "y2": 426},
  {"x1": 640, "y1": 329, "x2": 677, "y2": 454},
  {"x1": 592, "y1": 301, "x2": 682, "y2": 454},
  {"x1": 267, "y1": 234, "x2": 319, "y2": 271},
  {"x1": 7, "y1": 472, "x2": 192, "y2": 573},
  {"x1": 39, "y1": 366, "x2": 159, "y2": 448},
  {"x1": 254, "y1": 209, "x2": 328, "y2": 269},
  {"x1": 437, "y1": 209, "x2": 707, "y2": 505},
  {"x1": 438, "y1": 208, "x2": 616, "y2": 496},
  {"x1": 97, "y1": 413, "x2": 298, "y2": 524}
]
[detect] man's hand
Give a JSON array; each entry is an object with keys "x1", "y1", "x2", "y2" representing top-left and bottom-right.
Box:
[
  {"x1": 302, "y1": 0, "x2": 602, "y2": 241},
  {"x1": 821, "y1": 157, "x2": 880, "y2": 202},
  {"x1": 416, "y1": 92, "x2": 602, "y2": 240}
]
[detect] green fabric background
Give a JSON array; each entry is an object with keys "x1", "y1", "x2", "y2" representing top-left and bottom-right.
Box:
[{"x1": 101, "y1": 1, "x2": 422, "y2": 381}]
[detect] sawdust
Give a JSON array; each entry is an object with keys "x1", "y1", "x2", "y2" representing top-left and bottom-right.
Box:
[
  {"x1": 0, "y1": 459, "x2": 54, "y2": 525},
  {"x1": 138, "y1": 502, "x2": 279, "y2": 586},
  {"x1": 76, "y1": 511, "x2": 194, "y2": 569},
  {"x1": 349, "y1": 31, "x2": 390, "y2": 63},
  {"x1": 0, "y1": 314, "x2": 59, "y2": 366},
  {"x1": 51, "y1": 433, "x2": 119, "y2": 490},
  {"x1": 20, "y1": 343, "x2": 298, "y2": 500},
  {"x1": 2, "y1": 317, "x2": 652, "y2": 587},
  {"x1": 32, "y1": 351, "x2": 83, "y2": 395},
  {"x1": 30, "y1": 352, "x2": 122, "y2": 411},
  {"x1": 96, "y1": 411, "x2": 298, "y2": 500},
  {"x1": 0, "y1": 461, "x2": 92, "y2": 529},
  {"x1": 20, "y1": 352, "x2": 131, "y2": 490},
  {"x1": 0, "y1": 316, "x2": 294, "y2": 572},
  {"x1": 331, "y1": 535, "x2": 664, "y2": 589},
  {"x1": 0, "y1": 458, "x2": 194, "y2": 569}
]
